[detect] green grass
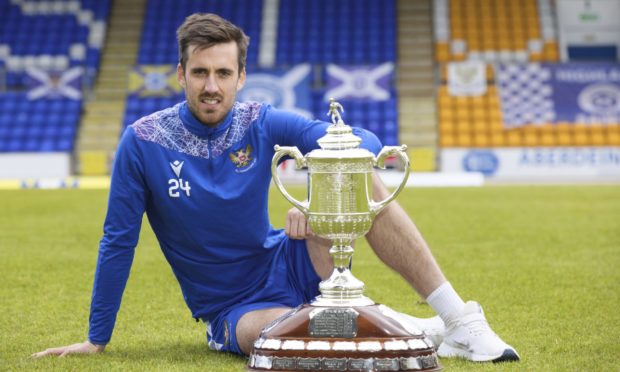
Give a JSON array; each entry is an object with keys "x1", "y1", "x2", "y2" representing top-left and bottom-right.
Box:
[{"x1": 1, "y1": 186, "x2": 619, "y2": 371}]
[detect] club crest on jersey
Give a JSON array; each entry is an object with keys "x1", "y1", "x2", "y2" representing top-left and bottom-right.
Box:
[{"x1": 229, "y1": 144, "x2": 256, "y2": 173}]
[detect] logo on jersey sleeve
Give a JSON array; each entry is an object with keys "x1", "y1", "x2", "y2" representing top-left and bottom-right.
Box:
[
  {"x1": 229, "y1": 144, "x2": 256, "y2": 173},
  {"x1": 168, "y1": 160, "x2": 191, "y2": 198}
]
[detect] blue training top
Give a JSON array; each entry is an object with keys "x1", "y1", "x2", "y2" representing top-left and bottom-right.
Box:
[{"x1": 88, "y1": 101, "x2": 382, "y2": 344}]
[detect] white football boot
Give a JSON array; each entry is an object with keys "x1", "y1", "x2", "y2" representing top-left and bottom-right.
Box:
[{"x1": 437, "y1": 301, "x2": 520, "y2": 362}]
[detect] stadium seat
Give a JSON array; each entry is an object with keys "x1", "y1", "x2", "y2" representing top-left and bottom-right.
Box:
[
  {"x1": 433, "y1": 0, "x2": 558, "y2": 63},
  {"x1": 138, "y1": 0, "x2": 262, "y2": 66},
  {"x1": 277, "y1": 0, "x2": 396, "y2": 65},
  {"x1": 0, "y1": 93, "x2": 82, "y2": 152},
  {"x1": 0, "y1": 0, "x2": 111, "y2": 90}
]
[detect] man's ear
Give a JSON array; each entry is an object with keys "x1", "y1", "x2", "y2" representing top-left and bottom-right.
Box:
[
  {"x1": 177, "y1": 63, "x2": 186, "y2": 89},
  {"x1": 237, "y1": 68, "x2": 246, "y2": 91}
]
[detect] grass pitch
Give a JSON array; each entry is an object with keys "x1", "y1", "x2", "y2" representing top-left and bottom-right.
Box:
[{"x1": 0, "y1": 185, "x2": 618, "y2": 371}]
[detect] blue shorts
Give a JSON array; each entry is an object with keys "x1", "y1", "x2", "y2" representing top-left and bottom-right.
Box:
[{"x1": 205, "y1": 238, "x2": 321, "y2": 355}]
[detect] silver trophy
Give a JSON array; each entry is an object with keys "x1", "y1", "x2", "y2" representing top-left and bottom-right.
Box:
[
  {"x1": 271, "y1": 99, "x2": 410, "y2": 306},
  {"x1": 248, "y1": 99, "x2": 441, "y2": 371}
]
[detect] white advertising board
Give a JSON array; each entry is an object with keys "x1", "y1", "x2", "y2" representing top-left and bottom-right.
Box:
[
  {"x1": 275, "y1": 159, "x2": 485, "y2": 187},
  {"x1": 441, "y1": 147, "x2": 620, "y2": 182},
  {"x1": 557, "y1": 0, "x2": 620, "y2": 60},
  {"x1": 0, "y1": 152, "x2": 71, "y2": 179},
  {"x1": 558, "y1": 0, "x2": 620, "y2": 28}
]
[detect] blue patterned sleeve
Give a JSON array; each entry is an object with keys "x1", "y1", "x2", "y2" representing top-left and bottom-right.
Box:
[
  {"x1": 261, "y1": 105, "x2": 382, "y2": 155},
  {"x1": 88, "y1": 128, "x2": 147, "y2": 344}
]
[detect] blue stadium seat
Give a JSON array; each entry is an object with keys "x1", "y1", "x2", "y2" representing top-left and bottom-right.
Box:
[
  {"x1": 277, "y1": 0, "x2": 396, "y2": 65},
  {"x1": 0, "y1": 0, "x2": 111, "y2": 88},
  {"x1": 0, "y1": 92, "x2": 82, "y2": 152},
  {"x1": 138, "y1": 0, "x2": 262, "y2": 66}
]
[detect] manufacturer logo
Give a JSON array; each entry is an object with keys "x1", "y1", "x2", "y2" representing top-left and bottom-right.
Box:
[
  {"x1": 170, "y1": 160, "x2": 184, "y2": 177},
  {"x1": 168, "y1": 160, "x2": 191, "y2": 197},
  {"x1": 229, "y1": 144, "x2": 256, "y2": 173}
]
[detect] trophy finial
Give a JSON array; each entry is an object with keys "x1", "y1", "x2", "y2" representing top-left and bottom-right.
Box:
[
  {"x1": 318, "y1": 98, "x2": 360, "y2": 150},
  {"x1": 327, "y1": 98, "x2": 344, "y2": 125}
]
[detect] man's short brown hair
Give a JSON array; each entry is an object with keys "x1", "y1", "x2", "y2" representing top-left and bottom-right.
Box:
[{"x1": 176, "y1": 13, "x2": 250, "y2": 73}]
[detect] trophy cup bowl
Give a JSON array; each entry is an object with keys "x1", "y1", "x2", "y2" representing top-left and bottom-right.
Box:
[{"x1": 247, "y1": 100, "x2": 441, "y2": 371}]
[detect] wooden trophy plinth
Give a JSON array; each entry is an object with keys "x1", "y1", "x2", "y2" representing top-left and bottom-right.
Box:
[{"x1": 248, "y1": 303, "x2": 442, "y2": 371}]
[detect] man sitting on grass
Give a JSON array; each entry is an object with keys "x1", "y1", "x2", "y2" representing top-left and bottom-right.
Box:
[{"x1": 33, "y1": 13, "x2": 519, "y2": 362}]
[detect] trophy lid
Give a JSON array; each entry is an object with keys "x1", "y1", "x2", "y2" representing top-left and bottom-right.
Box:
[{"x1": 316, "y1": 98, "x2": 362, "y2": 150}]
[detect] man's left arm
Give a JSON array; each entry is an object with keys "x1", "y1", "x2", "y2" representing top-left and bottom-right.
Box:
[{"x1": 262, "y1": 106, "x2": 382, "y2": 155}]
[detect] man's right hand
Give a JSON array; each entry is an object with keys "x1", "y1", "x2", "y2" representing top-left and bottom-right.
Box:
[
  {"x1": 285, "y1": 207, "x2": 313, "y2": 239},
  {"x1": 32, "y1": 341, "x2": 105, "y2": 358}
]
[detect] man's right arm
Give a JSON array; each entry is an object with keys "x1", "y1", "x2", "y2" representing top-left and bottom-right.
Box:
[
  {"x1": 33, "y1": 128, "x2": 147, "y2": 358},
  {"x1": 32, "y1": 341, "x2": 105, "y2": 358}
]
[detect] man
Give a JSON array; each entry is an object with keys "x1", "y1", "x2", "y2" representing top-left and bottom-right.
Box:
[{"x1": 33, "y1": 13, "x2": 519, "y2": 362}]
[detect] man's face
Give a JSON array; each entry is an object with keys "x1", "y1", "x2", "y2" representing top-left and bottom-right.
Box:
[{"x1": 177, "y1": 42, "x2": 246, "y2": 127}]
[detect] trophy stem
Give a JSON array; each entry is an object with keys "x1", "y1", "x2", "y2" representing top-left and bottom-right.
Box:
[
  {"x1": 330, "y1": 241, "x2": 354, "y2": 269},
  {"x1": 314, "y1": 241, "x2": 374, "y2": 307}
]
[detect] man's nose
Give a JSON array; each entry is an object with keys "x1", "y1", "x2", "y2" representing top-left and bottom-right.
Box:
[{"x1": 203, "y1": 75, "x2": 218, "y2": 93}]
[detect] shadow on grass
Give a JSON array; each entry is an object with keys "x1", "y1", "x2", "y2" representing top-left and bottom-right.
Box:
[
  {"x1": 18, "y1": 341, "x2": 248, "y2": 371},
  {"x1": 108, "y1": 340, "x2": 247, "y2": 365}
]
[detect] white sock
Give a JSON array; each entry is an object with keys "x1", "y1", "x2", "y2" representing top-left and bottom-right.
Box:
[{"x1": 426, "y1": 282, "x2": 465, "y2": 324}]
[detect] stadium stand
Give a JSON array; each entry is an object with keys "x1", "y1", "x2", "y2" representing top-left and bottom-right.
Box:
[
  {"x1": 123, "y1": 0, "x2": 400, "y2": 150},
  {"x1": 0, "y1": 0, "x2": 400, "y2": 169},
  {"x1": 278, "y1": 0, "x2": 399, "y2": 146},
  {"x1": 434, "y1": 0, "x2": 619, "y2": 148},
  {"x1": 433, "y1": 0, "x2": 558, "y2": 63},
  {"x1": 276, "y1": 0, "x2": 396, "y2": 65},
  {"x1": 272, "y1": 0, "x2": 400, "y2": 147},
  {"x1": 8, "y1": 0, "x2": 614, "y2": 179},
  {"x1": 0, "y1": 0, "x2": 111, "y2": 153},
  {"x1": 0, "y1": 92, "x2": 81, "y2": 152},
  {"x1": 0, "y1": 0, "x2": 110, "y2": 87},
  {"x1": 138, "y1": 0, "x2": 262, "y2": 66}
]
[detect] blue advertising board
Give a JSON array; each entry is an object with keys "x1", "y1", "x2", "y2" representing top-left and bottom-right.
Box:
[{"x1": 496, "y1": 63, "x2": 620, "y2": 127}]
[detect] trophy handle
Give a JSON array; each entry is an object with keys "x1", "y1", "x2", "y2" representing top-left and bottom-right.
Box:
[
  {"x1": 370, "y1": 145, "x2": 410, "y2": 215},
  {"x1": 271, "y1": 145, "x2": 309, "y2": 214}
]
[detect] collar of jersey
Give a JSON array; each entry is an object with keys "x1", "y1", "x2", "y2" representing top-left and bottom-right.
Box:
[{"x1": 179, "y1": 101, "x2": 234, "y2": 139}]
